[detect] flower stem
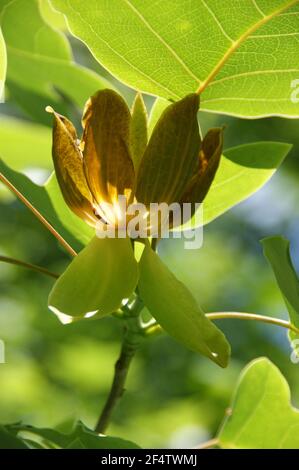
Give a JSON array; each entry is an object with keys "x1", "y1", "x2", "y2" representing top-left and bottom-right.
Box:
[
  {"x1": 207, "y1": 312, "x2": 299, "y2": 334},
  {"x1": 144, "y1": 311, "x2": 299, "y2": 336},
  {"x1": 95, "y1": 297, "x2": 144, "y2": 434},
  {"x1": 0, "y1": 255, "x2": 59, "y2": 279}
]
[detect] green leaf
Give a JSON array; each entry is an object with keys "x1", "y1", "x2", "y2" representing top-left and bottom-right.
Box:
[
  {"x1": 218, "y1": 358, "x2": 299, "y2": 449},
  {"x1": 7, "y1": 80, "x2": 70, "y2": 126},
  {"x1": 136, "y1": 93, "x2": 200, "y2": 205},
  {"x1": 0, "y1": 27, "x2": 6, "y2": 100},
  {"x1": 0, "y1": 118, "x2": 52, "y2": 171},
  {"x1": 0, "y1": 0, "x2": 112, "y2": 110},
  {"x1": 0, "y1": 160, "x2": 93, "y2": 253},
  {"x1": 202, "y1": 142, "x2": 291, "y2": 226},
  {"x1": 48, "y1": 236, "x2": 138, "y2": 318},
  {"x1": 262, "y1": 236, "x2": 299, "y2": 342},
  {"x1": 66, "y1": 438, "x2": 85, "y2": 449},
  {"x1": 138, "y1": 244, "x2": 230, "y2": 367},
  {"x1": 8, "y1": 422, "x2": 140, "y2": 449},
  {"x1": 0, "y1": 426, "x2": 29, "y2": 449},
  {"x1": 130, "y1": 93, "x2": 148, "y2": 170},
  {"x1": 51, "y1": 0, "x2": 299, "y2": 118},
  {"x1": 39, "y1": 0, "x2": 67, "y2": 31}
]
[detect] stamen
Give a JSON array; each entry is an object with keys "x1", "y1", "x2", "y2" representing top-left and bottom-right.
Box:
[{"x1": 45, "y1": 105, "x2": 54, "y2": 114}]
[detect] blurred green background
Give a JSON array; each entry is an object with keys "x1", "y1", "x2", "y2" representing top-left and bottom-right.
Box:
[{"x1": 1, "y1": 9, "x2": 299, "y2": 449}]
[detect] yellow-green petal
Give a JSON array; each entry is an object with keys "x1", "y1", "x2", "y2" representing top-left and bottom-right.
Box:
[
  {"x1": 136, "y1": 94, "x2": 200, "y2": 205},
  {"x1": 130, "y1": 93, "x2": 148, "y2": 171},
  {"x1": 48, "y1": 236, "x2": 139, "y2": 318}
]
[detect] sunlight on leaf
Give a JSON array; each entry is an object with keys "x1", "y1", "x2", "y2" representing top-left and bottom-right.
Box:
[
  {"x1": 218, "y1": 358, "x2": 299, "y2": 448},
  {"x1": 0, "y1": 27, "x2": 6, "y2": 101},
  {"x1": 51, "y1": 0, "x2": 299, "y2": 117},
  {"x1": 39, "y1": 0, "x2": 67, "y2": 31},
  {"x1": 0, "y1": 0, "x2": 112, "y2": 110}
]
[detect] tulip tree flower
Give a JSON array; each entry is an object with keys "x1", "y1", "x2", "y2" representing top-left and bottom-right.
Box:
[{"x1": 47, "y1": 89, "x2": 230, "y2": 368}]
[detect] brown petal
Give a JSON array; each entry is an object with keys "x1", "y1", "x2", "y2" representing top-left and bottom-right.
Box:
[
  {"x1": 48, "y1": 107, "x2": 98, "y2": 227},
  {"x1": 181, "y1": 128, "x2": 223, "y2": 204},
  {"x1": 136, "y1": 94, "x2": 201, "y2": 205},
  {"x1": 81, "y1": 90, "x2": 135, "y2": 207}
]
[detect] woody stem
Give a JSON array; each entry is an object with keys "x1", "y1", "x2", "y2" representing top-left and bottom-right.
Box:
[{"x1": 95, "y1": 297, "x2": 144, "y2": 434}]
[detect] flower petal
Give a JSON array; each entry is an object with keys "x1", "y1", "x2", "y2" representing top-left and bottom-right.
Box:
[
  {"x1": 130, "y1": 93, "x2": 148, "y2": 171},
  {"x1": 136, "y1": 94, "x2": 200, "y2": 205},
  {"x1": 49, "y1": 108, "x2": 98, "y2": 227},
  {"x1": 82, "y1": 90, "x2": 135, "y2": 209},
  {"x1": 48, "y1": 236, "x2": 139, "y2": 318},
  {"x1": 181, "y1": 127, "x2": 223, "y2": 204}
]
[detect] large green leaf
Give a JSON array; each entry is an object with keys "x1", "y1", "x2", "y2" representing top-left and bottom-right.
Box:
[
  {"x1": 262, "y1": 236, "x2": 299, "y2": 342},
  {"x1": 203, "y1": 142, "x2": 291, "y2": 226},
  {"x1": 0, "y1": 0, "x2": 112, "y2": 110},
  {"x1": 0, "y1": 27, "x2": 6, "y2": 100},
  {"x1": 6, "y1": 421, "x2": 140, "y2": 449},
  {"x1": 39, "y1": 0, "x2": 67, "y2": 31},
  {"x1": 48, "y1": 236, "x2": 139, "y2": 318},
  {"x1": 0, "y1": 118, "x2": 52, "y2": 171},
  {"x1": 51, "y1": 0, "x2": 299, "y2": 118},
  {"x1": 0, "y1": 159, "x2": 93, "y2": 253},
  {"x1": 218, "y1": 358, "x2": 299, "y2": 448},
  {"x1": 138, "y1": 244, "x2": 230, "y2": 367},
  {"x1": 175, "y1": 142, "x2": 291, "y2": 230}
]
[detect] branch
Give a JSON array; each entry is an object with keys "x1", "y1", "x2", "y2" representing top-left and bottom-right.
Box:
[
  {"x1": 95, "y1": 331, "x2": 138, "y2": 434},
  {"x1": 95, "y1": 297, "x2": 144, "y2": 434},
  {"x1": 0, "y1": 172, "x2": 77, "y2": 257},
  {"x1": 0, "y1": 255, "x2": 59, "y2": 279},
  {"x1": 208, "y1": 311, "x2": 299, "y2": 335},
  {"x1": 144, "y1": 311, "x2": 299, "y2": 336}
]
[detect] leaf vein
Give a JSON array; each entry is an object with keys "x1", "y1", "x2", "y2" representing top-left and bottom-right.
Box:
[
  {"x1": 123, "y1": 0, "x2": 201, "y2": 84},
  {"x1": 65, "y1": 0, "x2": 180, "y2": 99},
  {"x1": 197, "y1": 0, "x2": 299, "y2": 94}
]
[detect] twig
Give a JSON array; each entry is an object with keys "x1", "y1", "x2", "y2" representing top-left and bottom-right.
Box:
[
  {"x1": 207, "y1": 311, "x2": 299, "y2": 335},
  {"x1": 0, "y1": 255, "x2": 59, "y2": 279},
  {"x1": 0, "y1": 172, "x2": 77, "y2": 257},
  {"x1": 144, "y1": 311, "x2": 299, "y2": 336},
  {"x1": 95, "y1": 298, "x2": 144, "y2": 434}
]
